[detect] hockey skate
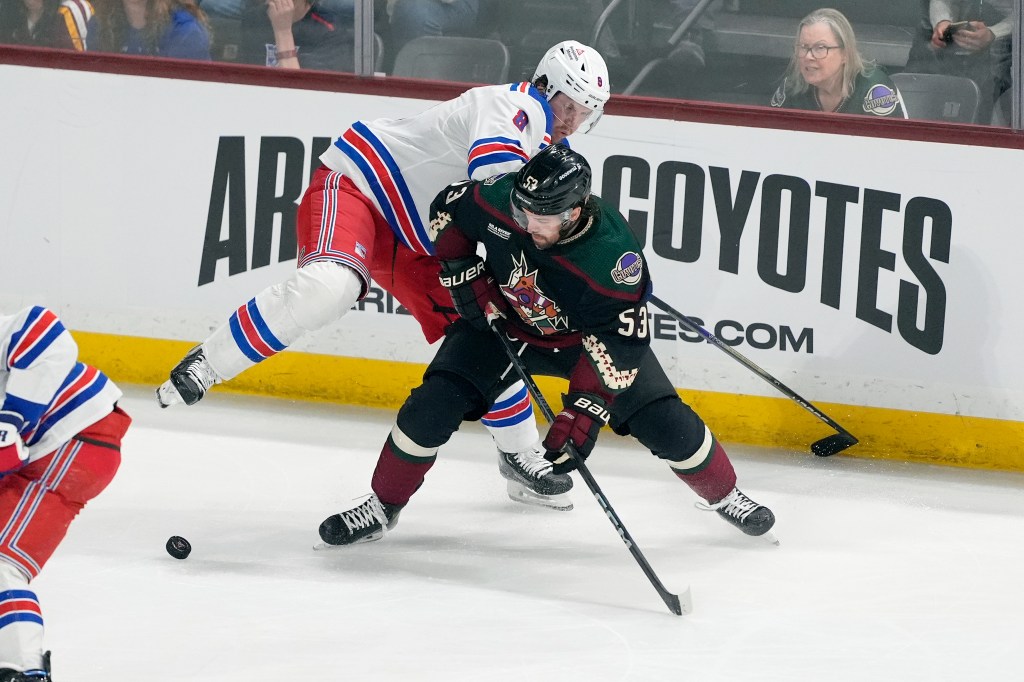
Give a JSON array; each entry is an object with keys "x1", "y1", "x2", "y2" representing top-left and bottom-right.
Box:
[
  {"x1": 317, "y1": 494, "x2": 404, "y2": 548},
  {"x1": 498, "y1": 445, "x2": 573, "y2": 511},
  {"x1": 0, "y1": 650, "x2": 51, "y2": 681},
  {"x1": 156, "y1": 345, "x2": 221, "y2": 408},
  {"x1": 697, "y1": 487, "x2": 778, "y2": 544}
]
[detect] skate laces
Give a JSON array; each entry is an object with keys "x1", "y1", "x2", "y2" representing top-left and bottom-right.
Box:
[
  {"x1": 182, "y1": 348, "x2": 219, "y2": 391},
  {"x1": 509, "y1": 446, "x2": 553, "y2": 480},
  {"x1": 696, "y1": 488, "x2": 759, "y2": 521},
  {"x1": 341, "y1": 495, "x2": 389, "y2": 532}
]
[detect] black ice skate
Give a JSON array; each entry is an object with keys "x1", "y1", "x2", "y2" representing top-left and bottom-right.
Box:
[
  {"x1": 697, "y1": 487, "x2": 777, "y2": 544},
  {"x1": 317, "y1": 494, "x2": 404, "y2": 547},
  {"x1": 156, "y1": 345, "x2": 221, "y2": 407},
  {"x1": 498, "y1": 445, "x2": 573, "y2": 511},
  {"x1": 0, "y1": 650, "x2": 52, "y2": 681}
]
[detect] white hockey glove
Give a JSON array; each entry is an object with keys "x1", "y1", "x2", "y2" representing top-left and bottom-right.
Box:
[{"x1": 0, "y1": 411, "x2": 28, "y2": 474}]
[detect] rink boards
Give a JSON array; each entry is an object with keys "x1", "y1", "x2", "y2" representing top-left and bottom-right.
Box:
[{"x1": 0, "y1": 57, "x2": 1022, "y2": 471}]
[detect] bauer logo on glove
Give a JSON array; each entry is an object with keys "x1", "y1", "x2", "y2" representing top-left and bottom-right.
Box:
[{"x1": 542, "y1": 392, "x2": 610, "y2": 474}]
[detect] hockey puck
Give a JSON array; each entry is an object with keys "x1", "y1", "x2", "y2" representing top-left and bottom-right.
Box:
[{"x1": 166, "y1": 536, "x2": 192, "y2": 560}]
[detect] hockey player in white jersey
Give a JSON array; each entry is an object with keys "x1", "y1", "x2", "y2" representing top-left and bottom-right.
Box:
[
  {"x1": 157, "y1": 40, "x2": 611, "y2": 511},
  {"x1": 0, "y1": 306, "x2": 131, "y2": 681}
]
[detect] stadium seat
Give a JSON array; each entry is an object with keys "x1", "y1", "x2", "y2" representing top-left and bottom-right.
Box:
[
  {"x1": 391, "y1": 36, "x2": 510, "y2": 84},
  {"x1": 892, "y1": 72, "x2": 981, "y2": 123}
]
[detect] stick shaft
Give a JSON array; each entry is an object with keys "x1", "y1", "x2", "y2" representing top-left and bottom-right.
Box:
[
  {"x1": 490, "y1": 322, "x2": 689, "y2": 615},
  {"x1": 648, "y1": 295, "x2": 858, "y2": 451}
]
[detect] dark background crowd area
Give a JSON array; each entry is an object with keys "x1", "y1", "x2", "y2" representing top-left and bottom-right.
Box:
[{"x1": 0, "y1": 0, "x2": 1014, "y2": 125}]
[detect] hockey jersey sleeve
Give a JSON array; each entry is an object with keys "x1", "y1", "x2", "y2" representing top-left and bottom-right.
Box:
[
  {"x1": 465, "y1": 83, "x2": 554, "y2": 180},
  {"x1": 556, "y1": 211, "x2": 653, "y2": 403},
  {"x1": 1, "y1": 307, "x2": 79, "y2": 433},
  {"x1": 566, "y1": 284, "x2": 651, "y2": 403},
  {"x1": 428, "y1": 180, "x2": 484, "y2": 260}
]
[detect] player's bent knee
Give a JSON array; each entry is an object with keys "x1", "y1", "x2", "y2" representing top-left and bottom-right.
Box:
[
  {"x1": 626, "y1": 396, "x2": 709, "y2": 461},
  {"x1": 396, "y1": 372, "x2": 486, "y2": 448},
  {"x1": 285, "y1": 261, "x2": 364, "y2": 331},
  {"x1": 0, "y1": 558, "x2": 30, "y2": 588}
]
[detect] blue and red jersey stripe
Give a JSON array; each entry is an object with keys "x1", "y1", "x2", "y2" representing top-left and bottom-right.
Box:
[
  {"x1": 481, "y1": 384, "x2": 534, "y2": 428},
  {"x1": 229, "y1": 298, "x2": 287, "y2": 364},
  {"x1": 23, "y1": 363, "x2": 108, "y2": 446},
  {"x1": 334, "y1": 122, "x2": 432, "y2": 255},
  {"x1": 0, "y1": 589, "x2": 42, "y2": 628},
  {"x1": 6, "y1": 307, "x2": 64, "y2": 371}
]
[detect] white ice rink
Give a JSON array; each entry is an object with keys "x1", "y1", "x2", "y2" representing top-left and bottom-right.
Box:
[{"x1": 35, "y1": 386, "x2": 1024, "y2": 680}]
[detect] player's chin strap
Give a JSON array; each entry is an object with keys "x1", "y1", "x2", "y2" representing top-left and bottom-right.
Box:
[
  {"x1": 485, "y1": 305, "x2": 691, "y2": 617},
  {"x1": 644, "y1": 291, "x2": 858, "y2": 457}
]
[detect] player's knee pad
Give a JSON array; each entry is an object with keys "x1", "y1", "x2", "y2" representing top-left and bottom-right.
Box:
[
  {"x1": 282, "y1": 261, "x2": 363, "y2": 332},
  {"x1": 396, "y1": 371, "x2": 487, "y2": 448},
  {"x1": 625, "y1": 396, "x2": 709, "y2": 463},
  {"x1": 0, "y1": 560, "x2": 29, "y2": 590}
]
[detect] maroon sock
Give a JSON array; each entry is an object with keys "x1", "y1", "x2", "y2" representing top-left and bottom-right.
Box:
[
  {"x1": 371, "y1": 435, "x2": 437, "y2": 507},
  {"x1": 672, "y1": 440, "x2": 737, "y2": 503}
]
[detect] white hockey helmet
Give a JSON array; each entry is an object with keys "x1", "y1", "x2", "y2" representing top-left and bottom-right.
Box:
[{"x1": 533, "y1": 40, "x2": 610, "y2": 134}]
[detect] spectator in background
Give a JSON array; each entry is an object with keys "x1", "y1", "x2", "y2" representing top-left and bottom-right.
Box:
[
  {"x1": 770, "y1": 7, "x2": 906, "y2": 118},
  {"x1": 239, "y1": 0, "x2": 353, "y2": 70},
  {"x1": 0, "y1": 0, "x2": 97, "y2": 50},
  {"x1": 905, "y1": 0, "x2": 1012, "y2": 124},
  {"x1": 386, "y1": 0, "x2": 477, "y2": 67},
  {"x1": 95, "y1": 0, "x2": 211, "y2": 58}
]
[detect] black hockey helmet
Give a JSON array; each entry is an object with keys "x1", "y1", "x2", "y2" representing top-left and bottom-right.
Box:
[{"x1": 510, "y1": 144, "x2": 592, "y2": 229}]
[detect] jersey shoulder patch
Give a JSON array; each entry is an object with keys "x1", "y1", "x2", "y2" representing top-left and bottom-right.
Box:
[{"x1": 862, "y1": 83, "x2": 899, "y2": 115}]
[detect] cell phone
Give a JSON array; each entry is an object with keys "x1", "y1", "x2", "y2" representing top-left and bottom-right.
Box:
[{"x1": 941, "y1": 21, "x2": 973, "y2": 42}]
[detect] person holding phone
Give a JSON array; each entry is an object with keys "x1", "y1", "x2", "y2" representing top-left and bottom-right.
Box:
[{"x1": 906, "y1": 0, "x2": 1012, "y2": 123}]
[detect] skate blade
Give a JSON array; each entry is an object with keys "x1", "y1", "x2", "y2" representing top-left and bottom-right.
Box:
[
  {"x1": 506, "y1": 481, "x2": 573, "y2": 511},
  {"x1": 313, "y1": 530, "x2": 385, "y2": 551},
  {"x1": 156, "y1": 381, "x2": 184, "y2": 408},
  {"x1": 759, "y1": 530, "x2": 780, "y2": 546}
]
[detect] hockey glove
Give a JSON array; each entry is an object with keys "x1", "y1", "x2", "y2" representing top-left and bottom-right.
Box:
[
  {"x1": 543, "y1": 393, "x2": 611, "y2": 474},
  {"x1": 0, "y1": 411, "x2": 28, "y2": 474},
  {"x1": 439, "y1": 256, "x2": 506, "y2": 331}
]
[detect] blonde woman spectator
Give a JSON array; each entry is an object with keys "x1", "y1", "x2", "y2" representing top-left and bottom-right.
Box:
[
  {"x1": 0, "y1": 0, "x2": 97, "y2": 50},
  {"x1": 95, "y1": 0, "x2": 211, "y2": 58},
  {"x1": 770, "y1": 7, "x2": 906, "y2": 117}
]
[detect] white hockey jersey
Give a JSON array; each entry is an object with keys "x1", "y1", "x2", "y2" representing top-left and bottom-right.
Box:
[
  {"x1": 319, "y1": 81, "x2": 555, "y2": 256},
  {"x1": 0, "y1": 307, "x2": 121, "y2": 462}
]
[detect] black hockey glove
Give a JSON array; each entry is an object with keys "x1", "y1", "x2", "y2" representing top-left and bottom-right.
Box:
[
  {"x1": 439, "y1": 256, "x2": 506, "y2": 331},
  {"x1": 542, "y1": 392, "x2": 610, "y2": 474}
]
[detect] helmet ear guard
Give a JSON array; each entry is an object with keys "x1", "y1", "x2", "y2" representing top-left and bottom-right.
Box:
[{"x1": 532, "y1": 40, "x2": 610, "y2": 134}]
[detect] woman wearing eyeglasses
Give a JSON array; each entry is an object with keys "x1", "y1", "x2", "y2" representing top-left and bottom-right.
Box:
[{"x1": 769, "y1": 7, "x2": 906, "y2": 117}]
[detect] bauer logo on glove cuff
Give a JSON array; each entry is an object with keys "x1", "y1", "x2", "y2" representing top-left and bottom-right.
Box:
[
  {"x1": 570, "y1": 396, "x2": 611, "y2": 424},
  {"x1": 439, "y1": 260, "x2": 486, "y2": 287}
]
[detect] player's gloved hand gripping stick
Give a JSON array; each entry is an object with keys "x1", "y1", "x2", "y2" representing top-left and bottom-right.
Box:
[{"x1": 486, "y1": 310, "x2": 691, "y2": 616}]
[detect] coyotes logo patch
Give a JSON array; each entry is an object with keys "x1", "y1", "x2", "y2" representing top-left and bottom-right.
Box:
[{"x1": 501, "y1": 252, "x2": 569, "y2": 334}]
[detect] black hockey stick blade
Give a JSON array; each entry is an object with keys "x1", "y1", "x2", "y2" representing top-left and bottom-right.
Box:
[
  {"x1": 647, "y1": 295, "x2": 859, "y2": 457},
  {"x1": 811, "y1": 432, "x2": 859, "y2": 457}
]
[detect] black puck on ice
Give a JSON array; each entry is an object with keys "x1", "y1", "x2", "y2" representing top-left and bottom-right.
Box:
[{"x1": 166, "y1": 536, "x2": 192, "y2": 560}]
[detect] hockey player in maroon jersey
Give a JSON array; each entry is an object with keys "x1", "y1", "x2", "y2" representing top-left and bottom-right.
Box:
[
  {"x1": 0, "y1": 306, "x2": 131, "y2": 680},
  {"x1": 317, "y1": 145, "x2": 777, "y2": 546},
  {"x1": 157, "y1": 40, "x2": 612, "y2": 512}
]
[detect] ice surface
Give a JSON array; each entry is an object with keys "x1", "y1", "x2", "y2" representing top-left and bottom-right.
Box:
[{"x1": 37, "y1": 387, "x2": 1024, "y2": 680}]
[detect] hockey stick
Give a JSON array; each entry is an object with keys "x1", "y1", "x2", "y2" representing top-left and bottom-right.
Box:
[
  {"x1": 648, "y1": 295, "x2": 858, "y2": 457},
  {"x1": 488, "y1": 318, "x2": 691, "y2": 616}
]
